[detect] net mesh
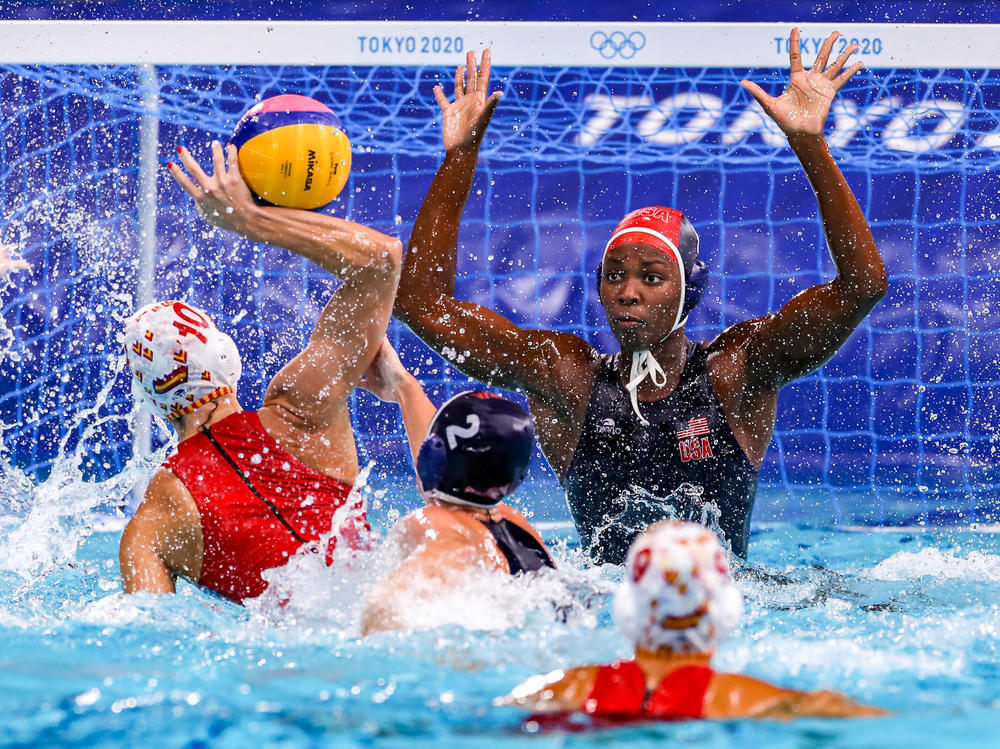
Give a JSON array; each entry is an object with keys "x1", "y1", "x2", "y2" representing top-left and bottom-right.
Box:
[{"x1": 2, "y1": 61, "x2": 999, "y2": 521}]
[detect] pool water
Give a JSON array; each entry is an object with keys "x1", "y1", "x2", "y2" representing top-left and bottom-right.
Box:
[{"x1": 0, "y1": 479, "x2": 998, "y2": 748}]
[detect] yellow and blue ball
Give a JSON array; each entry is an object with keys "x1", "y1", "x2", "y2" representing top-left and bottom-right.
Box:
[{"x1": 232, "y1": 94, "x2": 351, "y2": 210}]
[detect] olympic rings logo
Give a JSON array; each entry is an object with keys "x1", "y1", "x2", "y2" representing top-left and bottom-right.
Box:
[{"x1": 590, "y1": 31, "x2": 647, "y2": 60}]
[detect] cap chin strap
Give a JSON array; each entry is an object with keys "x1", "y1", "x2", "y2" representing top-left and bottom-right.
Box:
[
  {"x1": 624, "y1": 309, "x2": 692, "y2": 425},
  {"x1": 626, "y1": 349, "x2": 668, "y2": 426}
]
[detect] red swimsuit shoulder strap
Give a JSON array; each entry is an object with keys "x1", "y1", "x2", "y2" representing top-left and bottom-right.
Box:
[
  {"x1": 583, "y1": 660, "x2": 647, "y2": 716},
  {"x1": 644, "y1": 665, "x2": 714, "y2": 720}
]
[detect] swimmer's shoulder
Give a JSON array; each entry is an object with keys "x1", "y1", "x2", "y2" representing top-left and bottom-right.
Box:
[
  {"x1": 395, "y1": 506, "x2": 478, "y2": 544},
  {"x1": 521, "y1": 330, "x2": 601, "y2": 396},
  {"x1": 704, "y1": 317, "x2": 762, "y2": 360},
  {"x1": 121, "y1": 468, "x2": 203, "y2": 584},
  {"x1": 143, "y1": 468, "x2": 200, "y2": 520},
  {"x1": 522, "y1": 333, "x2": 605, "y2": 431},
  {"x1": 550, "y1": 332, "x2": 603, "y2": 378},
  {"x1": 491, "y1": 504, "x2": 547, "y2": 548},
  {"x1": 703, "y1": 317, "x2": 780, "y2": 409}
]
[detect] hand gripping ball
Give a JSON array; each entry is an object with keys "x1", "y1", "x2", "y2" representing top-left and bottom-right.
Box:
[{"x1": 232, "y1": 94, "x2": 351, "y2": 210}]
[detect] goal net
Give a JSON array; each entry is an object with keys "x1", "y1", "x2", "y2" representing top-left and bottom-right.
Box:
[{"x1": 1, "y1": 21, "x2": 996, "y2": 523}]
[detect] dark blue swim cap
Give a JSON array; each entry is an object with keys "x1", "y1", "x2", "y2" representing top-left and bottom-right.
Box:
[{"x1": 416, "y1": 391, "x2": 535, "y2": 508}]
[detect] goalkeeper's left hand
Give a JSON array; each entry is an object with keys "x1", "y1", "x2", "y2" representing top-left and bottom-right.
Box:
[{"x1": 740, "y1": 28, "x2": 863, "y2": 141}]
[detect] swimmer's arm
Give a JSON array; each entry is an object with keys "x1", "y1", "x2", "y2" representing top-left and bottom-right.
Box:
[
  {"x1": 758, "y1": 688, "x2": 888, "y2": 719},
  {"x1": 497, "y1": 667, "x2": 598, "y2": 713},
  {"x1": 119, "y1": 471, "x2": 203, "y2": 595},
  {"x1": 171, "y1": 142, "x2": 400, "y2": 281},
  {"x1": 395, "y1": 52, "x2": 594, "y2": 402},
  {"x1": 739, "y1": 29, "x2": 887, "y2": 388},
  {"x1": 359, "y1": 339, "x2": 436, "y2": 467},
  {"x1": 172, "y1": 143, "x2": 402, "y2": 428},
  {"x1": 704, "y1": 673, "x2": 887, "y2": 720}
]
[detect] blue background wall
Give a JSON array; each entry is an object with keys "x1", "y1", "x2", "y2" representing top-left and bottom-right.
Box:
[{"x1": 0, "y1": 5, "x2": 998, "y2": 524}]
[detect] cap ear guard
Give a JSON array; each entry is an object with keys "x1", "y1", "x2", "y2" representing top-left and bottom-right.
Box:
[
  {"x1": 682, "y1": 258, "x2": 708, "y2": 318},
  {"x1": 416, "y1": 434, "x2": 448, "y2": 493}
]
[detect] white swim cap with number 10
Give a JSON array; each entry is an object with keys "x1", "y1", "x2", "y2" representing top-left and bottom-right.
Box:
[{"x1": 123, "y1": 300, "x2": 242, "y2": 420}]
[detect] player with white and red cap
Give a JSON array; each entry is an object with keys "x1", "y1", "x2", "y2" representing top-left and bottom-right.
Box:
[
  {"x1": 501, "y1": 520, "x2": 885, "y2": 721},
  {"x1": 394, "y1": 36, "x2": 887, "y2": 564},
  {"x1": 118, "y1": 141, "x2": 404, "y2": 603}
]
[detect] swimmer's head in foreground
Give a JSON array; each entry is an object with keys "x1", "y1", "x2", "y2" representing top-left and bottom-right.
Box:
[
  {"x1": 599, "y1": 206, "x2": 708, "y2": 349},
  {"x1": 502, "y1": 519, "x2": 886, "y2": 721},
  {"x1": 613, "y1": 519, "x2": 742, "y2": 655},
  {"x1": 416, "y1": 391, "x2": 535, "y2": 507},
  {"x1": 123, "y1": 300, "x2": 242, "y2": 422}
]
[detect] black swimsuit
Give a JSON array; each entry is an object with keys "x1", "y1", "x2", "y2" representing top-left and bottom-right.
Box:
[
  {"x1": 562, "y1": 342, "x2": 759, "y2": 564},
  {"x1": 479, "y1": 517, "x2": 556, "y2": 574}
]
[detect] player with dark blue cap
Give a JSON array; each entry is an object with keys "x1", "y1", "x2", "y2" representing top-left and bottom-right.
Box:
[
  {"x1": 358, "y1": 343, "x2": 555, "y2": 635},
  {"x1": 417, "y1": 392, "x2": 535, "y2": 508}
]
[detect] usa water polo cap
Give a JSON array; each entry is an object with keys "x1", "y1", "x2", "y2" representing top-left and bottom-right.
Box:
[
  {"x1": 416, "y1": 391, "x2": 535, "y2": 508},
  {"x1": 613, "y1": 520, "x2": 742, "y2": 654},
  {"x1": 123, "y1": 300, "x2": 242, "y2": 420},
  {"x1": 604, "y1": 206, "x2": 707, "y2": 331}
]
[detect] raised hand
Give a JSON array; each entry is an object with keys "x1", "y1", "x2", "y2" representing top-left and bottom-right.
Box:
[
  {"x1": 435, "y1": 48, "x2": 503, "y2": 152},
  {"x1": 169, "y1": 141, "x2": 261, "y2": 237},
  {"x1": 741, "y1": 29, "x2": 863, "y2": 139}
]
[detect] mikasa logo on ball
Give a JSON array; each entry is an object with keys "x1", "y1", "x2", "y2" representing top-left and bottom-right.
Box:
[{"x1": 304, "y1": 149, "x2": 317, "y2": 191}]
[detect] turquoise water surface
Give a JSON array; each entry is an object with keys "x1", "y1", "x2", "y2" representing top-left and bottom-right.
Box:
[{"x1": 0, "y1": 476, "x2": 997, "y2": 747}]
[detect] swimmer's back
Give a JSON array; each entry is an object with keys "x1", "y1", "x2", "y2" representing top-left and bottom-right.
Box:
[{"x1": 396, "y1": 504, "x2": 551, "y2": 576}]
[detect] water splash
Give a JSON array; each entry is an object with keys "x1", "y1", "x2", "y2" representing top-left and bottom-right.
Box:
[
  {"x1": 0, "y1": 191, "x2": 154, "y2": 578},
  {"x1": 872, "y1": 547, "x2": 1000, "y2": 582},
  {"x1": 586, "y1": 482, "x2": 729, "y2": 560},
  {"x1": 250, "y1": 473, "x2": 614, "y2": 638}
]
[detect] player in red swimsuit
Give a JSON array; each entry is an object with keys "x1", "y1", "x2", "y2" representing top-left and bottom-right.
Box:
[
  {"x1": 502, "y1": 520, "x2": 885, "y2": 721},
  {"x1": 118, "y1": 142, "x2": 402, "y2": 603}
]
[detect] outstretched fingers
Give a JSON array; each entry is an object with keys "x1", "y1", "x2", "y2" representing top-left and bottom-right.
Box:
[
  {"x1": 454, "y1": 64, "x2": 466, "y2": 99},
  {"x1": 465, "y1": 49, "x2": 478, "y2": 92},
  {"x1": 224, "y1": 142, "x2": 244, "y2": 182},
  {"x1": 788, "y1": 27, "x2": 804, "y2": 73},
  {"x1": 170, "y1": 146, "x2": 211, "y2": 198},
  {"x1": 476, "y1": 48, "x2": 492, "y2": 94},
  {"x1": 175, "y1": 144, "x2": 211, "y2": 189},
  {"x1": 825, "y1": 41, "x2": 858, "y2": 78},
  {"x1": 211, "y1": 140, "x2": 226, "y2": 180},
  {"x1": 167, "y1": 160, "x2": 200, "y2": 199},
  {"x1": 834, "y1": 61, "x2": 865, "y2": 89},
  {"x1": 811, "y1": 31, "x2": 839, "y2": 72},
  {"x1": 433, "y1": 83, "x2": 450, "y2": 112},
  {"x1": 739, "y1": 79, "x2": 772, "y2": 109}
]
